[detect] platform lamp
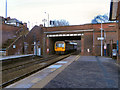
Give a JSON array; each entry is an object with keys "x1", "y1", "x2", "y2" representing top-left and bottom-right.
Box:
[
  {"x1": 42, "y1": 19, "x2": 47, "y2": 27},
  {"x1": 96, "y1": 17, "x2": 104, "y2": 56},
  {"x1": 104, "y1": 30, "x2": 107, "y2": 56},
  {"x1": 100, "y1": 20, "x2": 103, "y2": 56},
  {"x1": 44, "y1": 12, "x2": 49, "y2": 27},
  {"x1": 5, "y1": 0, "x2": 7, "y2": 18}
]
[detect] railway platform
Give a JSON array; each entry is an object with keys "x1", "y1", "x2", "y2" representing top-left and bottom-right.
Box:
[
  {"x1": 5, "y1": 55, "x2": 119, "y2": 89},
  {"x1": 0, "y1": 54, "x2": 34, "y2": 61}
]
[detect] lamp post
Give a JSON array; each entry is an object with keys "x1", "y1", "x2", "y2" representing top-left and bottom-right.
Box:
[
  {"x1": 104, "y1": 30, "x2": 106, "y2": 56},
  {"x1": 97, "y1": 17, "x2": 103, "y2": 56},
  {"x1": 101, "y1": 21, "x2": 103, "y2": 56},
  {"x1": 44, "y1": 12, "x2": 49, "y2": 27},
  {"x1": 28, "y1": 21, "x2": 30, "y2": 30},
  {"x1": 5, "y1": 0, "x2": 7, "y2": 18},
  {"x1": 42, "y1": 19, "x2": 47, "y2": 27}
]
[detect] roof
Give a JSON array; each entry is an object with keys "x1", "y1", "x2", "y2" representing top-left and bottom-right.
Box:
[
  {"x1": 7, "y1": 18, "x2": 22, "y2": 24},
  {"x1": 109, "y1": 0, "x2": 119, "y2": 21}
]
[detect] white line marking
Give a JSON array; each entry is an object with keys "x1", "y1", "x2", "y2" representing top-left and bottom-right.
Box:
[
  {"x1": 31, "y1": 78, "x2": 42, "y2": 83},
  {"x1": 106, "y1": 58, "x2": 112, "y2": 59},
  {"x1": 48, "y1": 65, "x2": 62, "y2": 69},
  {"x1": 57, "y1": 61, "x2": 68, "y2": 63}
]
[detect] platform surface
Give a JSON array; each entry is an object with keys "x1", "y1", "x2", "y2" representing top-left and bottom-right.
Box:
[
  {"x1": 5, "y1": 55, "x2": 80, "y2": 88},
  {"x1": 0, "y1": 54, "x2": 34, "y2": 60},
  {"x1": 42, "y1": 56, "x2": 119, "y2": 88},
  {"x1": 5, "y1": 55, "x2": 119, "y2": 89}
]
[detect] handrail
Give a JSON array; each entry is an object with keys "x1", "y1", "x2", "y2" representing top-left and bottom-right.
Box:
[{"x1": 6, "y1": 35, "x2": 23, "y2": 50}]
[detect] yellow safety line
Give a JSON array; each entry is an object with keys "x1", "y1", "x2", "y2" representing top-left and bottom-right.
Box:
[{"x1": 74, "y1": 55, "x2": 80, "y2": 61}]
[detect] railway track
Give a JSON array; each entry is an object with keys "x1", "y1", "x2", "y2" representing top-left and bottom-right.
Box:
[
  {"x1": 2, "y1": 55, "x2": 57, "y2": 73},
  {"x1": 1, "y1": 54, "x2": 71, "y2": 88}
]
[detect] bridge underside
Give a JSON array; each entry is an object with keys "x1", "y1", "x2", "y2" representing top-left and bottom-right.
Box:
[
  {"x1": 46, "y1": 36, "x2": 81, "y2": 55},
  {"x1": 49, "y1": 36, "x2": 81, "y2": 41}
]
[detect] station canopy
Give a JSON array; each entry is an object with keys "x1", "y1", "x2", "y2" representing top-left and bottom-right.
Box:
[{"x1": 109, "y1": 0, "x2": 119, "y2": 21}]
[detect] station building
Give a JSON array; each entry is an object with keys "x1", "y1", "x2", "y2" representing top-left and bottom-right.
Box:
[
  {"x1": 109, "y1": 0, "x2": 120, "y2": 64},
  {"x1": 0, "y1": 16, "x2": 28, "y2": 55}
]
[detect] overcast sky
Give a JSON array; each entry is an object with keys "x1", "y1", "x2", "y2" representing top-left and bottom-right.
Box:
[{"x1": 0, "y1": 0, "x2": 111, "y2": 29}]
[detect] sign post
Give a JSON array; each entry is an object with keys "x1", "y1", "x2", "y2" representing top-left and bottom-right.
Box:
[
  {"x1": 97, "y1": 37, "x2": 104, "y2": 40},
  {"x1": 117, "y1": 40, "x2": 119, "y2": 53},
  {"x1": 104, "y1": 44, "x2": 107, "y2": 56}
]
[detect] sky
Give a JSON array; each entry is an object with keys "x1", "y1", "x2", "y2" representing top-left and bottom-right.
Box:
[{"x1": 0, "y1": 0, "x2": 111, "y2": 29}]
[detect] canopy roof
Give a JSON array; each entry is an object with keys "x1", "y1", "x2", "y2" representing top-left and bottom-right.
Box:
[{"x1": 109, "y1": 0, "x2": 119, "y2": 21}]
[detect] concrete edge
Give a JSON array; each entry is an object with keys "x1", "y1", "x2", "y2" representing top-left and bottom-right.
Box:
[{"x1": 0, "y1": 54, "x2": 34, "y2": 61}]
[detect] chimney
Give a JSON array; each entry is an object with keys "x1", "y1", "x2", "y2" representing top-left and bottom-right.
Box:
[{"x1": 39, "y1": 24, "x2": 43, "y2": 27}]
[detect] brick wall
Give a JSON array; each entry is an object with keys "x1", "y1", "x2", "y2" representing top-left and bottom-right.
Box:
[
  {"x1": 93, "y1": 23, "x2": 117, "y2": 56},
  {"x1": 2, "y1": 24, "x2": 20, "y2": 44},
  {"x1": 24, "y1": 26, "x2": 44, "y2": 55},
  {"x1": 84, "y1": 32, "x2": 93, "y2": 56},
  {"x1": 2, "y1": 23, "x2": 28, "y2": 45},
  {"x1": 6, "y1": 35, "x2": 24, "y2": 55},
  {"x1": 6, "y1": 25, "x2": 44, "y2": 55},
  {"x1": 45, "y1": 24, "x2": 93, "y2": 32}
]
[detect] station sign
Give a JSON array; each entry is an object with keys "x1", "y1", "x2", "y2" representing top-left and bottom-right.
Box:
[
  {"x1": 13, "y1": 45, "x2": 16, "y2": 48},
  {"x1": 97, "y1": 37, "x2": 104, "y2": 40},
  {"x1": 104, "y1": 45, "x2": 106, "y2": 49},
  {"x1": 117, "y1": 40, "x2": 119, "y2": 53}
]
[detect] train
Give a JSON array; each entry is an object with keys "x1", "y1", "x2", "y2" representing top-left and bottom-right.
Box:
[{"x1": 55, "y1": 41, "x2": 77, "y2": 54}]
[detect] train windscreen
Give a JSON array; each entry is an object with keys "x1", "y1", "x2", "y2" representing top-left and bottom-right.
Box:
[{"x1": 56, "y1": 43, "x2": 64, "y2": 48}]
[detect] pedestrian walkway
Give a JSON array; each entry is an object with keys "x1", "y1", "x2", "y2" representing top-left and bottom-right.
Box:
[{"x1": 42, "y1": 56, "x2": 119, "y2": 88}]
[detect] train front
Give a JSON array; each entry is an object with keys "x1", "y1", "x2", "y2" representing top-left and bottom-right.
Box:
[{"x1": 55, "y1": 41, "x2": 65, "y2": 54}]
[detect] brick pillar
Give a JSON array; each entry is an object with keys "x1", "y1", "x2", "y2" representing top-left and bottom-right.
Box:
[
  {"x1": 48, "y1": 38, "x2": 55, "y2": 55},
  {"x1": 92, "y1": 30, "x2": 95, "y2": 56},
  {"x1": 110, "y1": 40, "x2": 113, "y2": 58},
  {"x1": 81, "y1": 35, "x2": 84, "y2": 55},
  {"x1": 6, "y1": 49, "x2": 8, "y2": 56},
  {"x1": 43, "y1": 34, "x2": 47, "y2": 57},
  {"x1": 46, "y1": 37, "x2": 49, "y2": 55}
]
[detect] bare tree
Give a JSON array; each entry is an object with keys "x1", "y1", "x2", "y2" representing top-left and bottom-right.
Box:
[
  {"x1": 50, "y1": 19, "x2": 69, "y2": 26},
  {"x1": 91, "y1": 14, "x2": 114, "y2": 24}
]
